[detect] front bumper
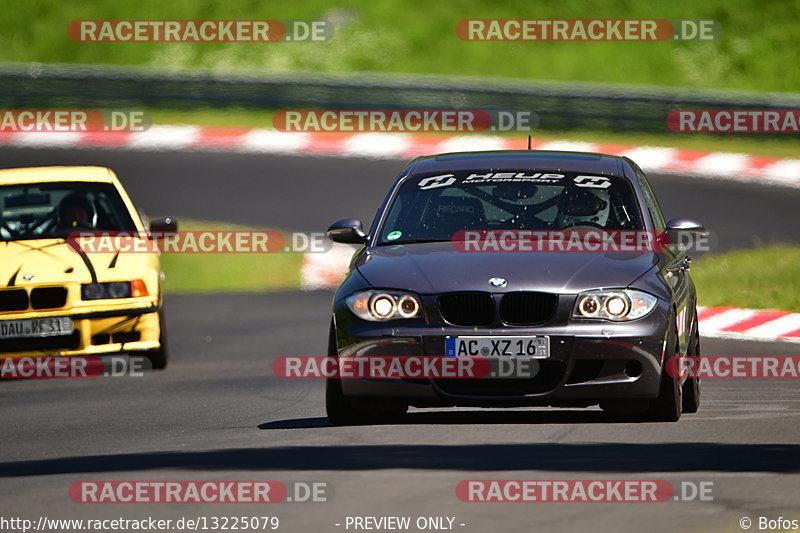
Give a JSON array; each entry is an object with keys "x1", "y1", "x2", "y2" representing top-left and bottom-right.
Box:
[
  {"x1": 0, "y1": 303, "x2": 161, "y2": 358},
  {"x1": 334, "y1": 301, "x2": 670, "y2": 407}
]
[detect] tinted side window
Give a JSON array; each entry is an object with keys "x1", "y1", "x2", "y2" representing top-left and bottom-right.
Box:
[{"x1": 635, "y1": 166, "x2": 666, "y2": 231}]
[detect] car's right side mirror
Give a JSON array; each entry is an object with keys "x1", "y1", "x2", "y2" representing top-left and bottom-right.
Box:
[{"x1": 327, "y1": 218, "x2": 367, "y2": 244}]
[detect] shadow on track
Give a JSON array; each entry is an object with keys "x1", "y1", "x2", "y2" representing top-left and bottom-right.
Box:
[
  {"x1": 2, "y1": 442, "x2": 799, "y2": 477},
  {"x1": 258, "y1": 409, "x2": 646, "y2": 429}
]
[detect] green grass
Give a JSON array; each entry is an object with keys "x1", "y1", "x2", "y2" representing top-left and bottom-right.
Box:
[
  {"x1": 150, "y1": 108, "x2": 800, "y2": 159},
  {"x1": 2, "y1": 0, "x2": 800, "y2": 92},
  {"x1": 158, "y1": 219, "x2": 302, "y2": 293},
  {"x1": 692, "y1": 245, "x2": 800, "y2": 312}
]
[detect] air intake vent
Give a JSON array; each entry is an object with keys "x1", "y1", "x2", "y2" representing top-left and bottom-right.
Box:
[
  {"x1": 0, "y1": 289, "x2": 29, "y2": 312},
  {"x1": 500, "y1": 292, "x2": 557, "y2": 325},
  {"x1": 30, "y1": 287, "x2": 68, "y2": 309},
  {"x1": 438, "y1": 292, "x2": 494, "y2": 326}
]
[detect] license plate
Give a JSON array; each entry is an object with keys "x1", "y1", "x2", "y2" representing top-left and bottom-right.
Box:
[
  {"x1": 446, "y1": 336, "x2": 550, "y2": 358},
  {"x1": 0, "y1": 317, "x2": 74, "y2": 339}
]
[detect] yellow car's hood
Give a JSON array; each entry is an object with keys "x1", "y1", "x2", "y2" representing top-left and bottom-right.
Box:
[{"x1": 1, "y1": 239, "x2": 157, "y2": 286}]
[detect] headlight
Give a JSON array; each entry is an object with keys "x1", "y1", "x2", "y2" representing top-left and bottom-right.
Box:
[
  {"x1": 573, "y1": 289, "x2": 657, "y2": 321},
  {"x1": 81, "y1": 280, "x2": 148, "y2": 300},
  {"x1": 346, "y1": 290, "x2": 423, "y2": 321}
]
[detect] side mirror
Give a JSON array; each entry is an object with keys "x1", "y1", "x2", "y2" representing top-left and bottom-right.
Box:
[
  {"x1": 327, "y1": 218, "x2": 367, "y2": 244},
  {"x1": 665, "y1": 217, "x2": 705, "y2": 233},
  {"x1": 149, "y1": 217, "x2": 178, "y2": 233},
  {"x1": 664, "y1": 218, "x2": 707, "y2": 253}
]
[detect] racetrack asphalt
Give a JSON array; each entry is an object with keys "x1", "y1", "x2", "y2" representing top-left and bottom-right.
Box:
[{"x1": 1, "y1": 147, "x2": 799, "y2": 532}]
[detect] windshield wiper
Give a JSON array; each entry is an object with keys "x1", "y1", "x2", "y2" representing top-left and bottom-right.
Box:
[{"x1": 378, "y1": 238, "x2": 452, "y2": 245}]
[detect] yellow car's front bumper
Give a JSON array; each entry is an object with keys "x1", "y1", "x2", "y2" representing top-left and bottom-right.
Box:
[{"x1": 0, "y1": 300, "x2": 161, "y2": 359}]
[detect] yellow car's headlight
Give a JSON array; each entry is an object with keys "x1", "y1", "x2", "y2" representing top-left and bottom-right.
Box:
[{"x1": 81, "y1": 280, "x2": 148, "y2": 300}]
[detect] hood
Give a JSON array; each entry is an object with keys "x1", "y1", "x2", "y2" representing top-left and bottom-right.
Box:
[
  {"x1": 0, "y1": 239, "x2": 151, "y2": 286},
  {"x1": 356, "y1": 242, "x2": 658, "y2": 294}
]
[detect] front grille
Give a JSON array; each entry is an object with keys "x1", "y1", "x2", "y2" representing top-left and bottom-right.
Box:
[
  {"x1": 499, "y1": 292, "x2": 557, "y2": 325},
  {"x1": 30, "y1": 287, "x2": 68, "y2": 310},
  {"x1": 0, "y1": 289, "x2": 28, "y2": 312},
  {"x1": 0, "y1": 331, "x2": 80, "y2": 353},
  {"x1": 438, "y1": 292, "x2": 495, "y2": 326}
]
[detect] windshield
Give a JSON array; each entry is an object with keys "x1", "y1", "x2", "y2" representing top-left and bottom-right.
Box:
[
  {"x1": 0, "y1": 181, "x2": 137, "y2": 241},
  {"x1": 376, "y1": 170, "x2": 643, "y2": 245}
]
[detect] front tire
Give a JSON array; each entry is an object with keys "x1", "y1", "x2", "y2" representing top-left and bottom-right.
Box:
[
  {"x1": 646, "y1": 327, "x2": 682, "y2": 422},
  {"x1": 325, "y1": 376, "x2": 370, "y2": 426},
  {"x1": 682, "y1": 316, "x2": 701, "y2": 414},
  {"x1": 325, "y1": 322, "x2": 368, "y2": 426}
]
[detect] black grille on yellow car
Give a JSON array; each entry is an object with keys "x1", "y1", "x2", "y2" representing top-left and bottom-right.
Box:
[
  {"x1": 92, "y1": 332, "x2": 141, "y2": 345},
  {"x1": 30, "y1": 287, "x2": 68, "y2": 310},
  {"x1": 0, "y1": 289, "x2": 29, "y2": 312}
]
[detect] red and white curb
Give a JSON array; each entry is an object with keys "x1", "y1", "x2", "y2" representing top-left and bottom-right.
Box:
[
  {"x1": 697, "y1": 306, "x2": 800, "y2": 343},
  {"x1": 1, "y1": 126, "x2": 799, "y2": 188},
  {"x1": 302, "y1": 247, "x2": 800, "y2": 343}
]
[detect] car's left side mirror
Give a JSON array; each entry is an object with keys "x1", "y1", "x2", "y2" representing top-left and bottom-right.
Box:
[
  {"x1": 149, "y1": 217, "x2": 178, "y2": 233},
  {"x1": 665, "y1": 217, "x2": 705, "y2": 234},
  {"x1": 327, "y1": 218, "x2": 367, "y2": 244},
  {"x1": 664, "y1": 217, "x2": 707, "y2": 254}
]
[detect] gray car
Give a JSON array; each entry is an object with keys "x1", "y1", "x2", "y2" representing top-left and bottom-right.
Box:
[{"x1": 325, "y1": 151, "x2": 704, "y2": 425}]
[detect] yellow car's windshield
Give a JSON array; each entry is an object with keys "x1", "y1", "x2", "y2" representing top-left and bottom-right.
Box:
[{"x1": 0, "y1": 181, "x2": 136, "y2": 241}]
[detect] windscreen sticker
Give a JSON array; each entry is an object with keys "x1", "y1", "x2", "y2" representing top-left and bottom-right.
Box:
[
  {"x1": 408, "y1": 170, "x2": 621, "y2": 193},
  {"x1": 386, "y1": 230, "x2": 403, "y2": 240},
  {"x1": 574, "y1": 175, "x2": 612, "y2": 188},
  {"x1": 463, "y1": 172, "x2": 564, "y2": 184},
  {"x1": 418, "y1": 174, "x2": 457, "y2": 190}
]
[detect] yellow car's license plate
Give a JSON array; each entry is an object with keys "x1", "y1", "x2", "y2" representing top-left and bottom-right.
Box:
[{"x1": 0, "y1": 317, "x2": 74, "y2": 339}]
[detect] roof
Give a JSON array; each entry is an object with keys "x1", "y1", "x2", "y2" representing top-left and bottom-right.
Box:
[
  {"x1": 0, "y1": 166, "x2": 117, "y2": 185},
  {"x1": 406, "y1": 150, "x2": 629, "y2": 177}
]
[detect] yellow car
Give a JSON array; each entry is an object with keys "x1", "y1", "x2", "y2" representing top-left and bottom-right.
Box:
[{"x1": 0, "y1": 166, "x2": 176, "y2": 368}]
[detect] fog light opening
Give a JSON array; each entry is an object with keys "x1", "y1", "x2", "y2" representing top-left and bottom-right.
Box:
[{"x1": 625, "y1": 360, "x2": 643, "y2": 378}]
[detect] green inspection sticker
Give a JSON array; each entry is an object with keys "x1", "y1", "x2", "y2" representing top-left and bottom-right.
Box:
[{"x1": 386, "y1": 231, "x2": 402, "y2": 241}]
